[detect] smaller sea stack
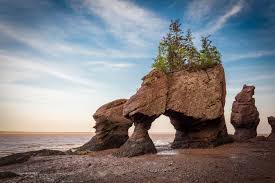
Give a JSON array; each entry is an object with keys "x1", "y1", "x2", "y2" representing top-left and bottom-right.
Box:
[
  {"x1": 231, "y1": 85, "x2": 260, "y2": 141},
  {"x1": 76, "y1": 99, "x2": 132, "y2": 152}
]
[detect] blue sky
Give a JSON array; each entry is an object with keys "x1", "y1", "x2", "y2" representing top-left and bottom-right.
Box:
[{"x1": 0, "y1": 0, "x2": 274, "y2": 134}]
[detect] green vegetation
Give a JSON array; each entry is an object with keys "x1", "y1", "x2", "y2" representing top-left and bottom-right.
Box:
[{"x1": 152, "y1": 20, "x2": 221, "y2": 73}]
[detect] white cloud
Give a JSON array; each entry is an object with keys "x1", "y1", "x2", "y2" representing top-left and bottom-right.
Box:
[
  {"x1": 81, "y1": 0, "x2": 168, "y2": 47},
  {"x1": 86, "y1": 61, "x2": 134, "y2": 69},
  {"x1": 208, "y1": 0, "x2": 243, "y2": 34},
  {"x1": 0, "y1": 22, "x2": 150, "y2": 59},
  {"x1": 185, "y1": 0, "x2": 215, "y2": 21},
  {"x1": 0, "y1": 52, "x2": 101, "y2": 88},
  {"x1": 227, "y1": 86, "x2": 275, "y2": 93},
  {"x1": 224, "y1": 50, "x2": 275, "y2": 61},
  {"x1": 194, "y1": 0, "x2": 244, "y2": 37}
]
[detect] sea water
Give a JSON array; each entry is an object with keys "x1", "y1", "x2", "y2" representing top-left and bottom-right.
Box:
[{"x1": 0, "y1": 133, "x2": 175, "y2": 157}]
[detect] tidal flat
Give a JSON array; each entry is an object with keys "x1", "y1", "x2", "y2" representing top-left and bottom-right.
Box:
[{"x1": 0, "y1": 139, "x2": 274, "y2": 183}]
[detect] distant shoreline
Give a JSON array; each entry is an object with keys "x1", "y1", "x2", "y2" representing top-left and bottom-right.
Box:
[
  {"x1": 0, "y1": 131, "x2": 269, "y2": 136},
  {"x1": 0, "y1": 131, "x2": 176, "y2": 135},
  {"x1": 0, "y1": 131, "x2": 94, "y2": 135}
]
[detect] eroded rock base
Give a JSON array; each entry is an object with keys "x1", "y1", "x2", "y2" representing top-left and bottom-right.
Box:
[
  {"x1": 168, "y1": 113, "x2": 231, "y2": 148},
  {"x1": 76, "y1": 134, "x2": 129, "y2": 152},
  {"x1": 268, "y1": 116, "x2": 275, "y2": 141},
  {"x1": 234, "y1": 128, "x2": 257, "y2": 141},
  {"x1": 114, "y1": 122, "x2": 157, "y2": 157}
]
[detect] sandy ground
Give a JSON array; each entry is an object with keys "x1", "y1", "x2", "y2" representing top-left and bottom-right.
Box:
[{"x1": 0, "y1": 140, "x2": 275, "y2": 183}]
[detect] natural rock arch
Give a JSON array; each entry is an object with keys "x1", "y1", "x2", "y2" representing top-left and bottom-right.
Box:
[
  {"x1": 114, "y1": 65, "x2": 230, "y2": 157},
  {"x1": 78, "y1": 65, "x2": 231, "y2": 157}
]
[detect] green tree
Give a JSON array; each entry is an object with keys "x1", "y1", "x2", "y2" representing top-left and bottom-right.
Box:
[
  {"x1": 163, "y1": 19, "x2": 186, "y2": 71},
  {"x1": 152, "y1": 19, "x2": 221, "y2": 72},
  {"x1": 153, "y1": 19, "x2": 185, "y2": 72},
  {"x1": 152, "y1": 41, "x2": 169, "y2": 72},
  {"x1": 199, "y1": 36, "x2": 221, "y2": 68},
  {"x1": 184, "y1": 29, "x2": 199, "y2": 67}
]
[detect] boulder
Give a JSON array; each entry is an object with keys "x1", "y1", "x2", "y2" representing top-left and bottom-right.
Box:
[
  {"x1": 0, "y1": 171, "x2": 19, "y2": 179},
  {"x1": 77, "y1": 99, "x2": 132, "y2": 152},
  {"x1": 0, "y1": 149, "x2": 65, "y2": 167},
  {"x1": 116, "y1": 70, "x2": 167, "y2": 157},
  {"x1": 231, "y1": 85, "x2": 260, "y2": 141},
  {"x1": 268, "y1": 116, "x2": 275, "y2": 140},
  {"x1": 165, "y1": 65, "x2": 229, "y2": 148}
]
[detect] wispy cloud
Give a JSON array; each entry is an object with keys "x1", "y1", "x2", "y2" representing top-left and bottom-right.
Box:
[
  {"x1": 201, "y1": 0, "x2": 244, "y2": 35},
  {"x1": 209, "y1": 1, "x2": 243, "y2": 34},
  {"x1": 0, "y1": 52, "x2": 101, "y2": 88},
  {"x1": 227, "y1": 85, "x2": 275, "y2": 93},
  {"x1": 0, "y1": 22, "x2": 150, "y2": 59},
  {"x1": 224, "y1": 50, "x2": 275, "y2": 61},
  {"x1": 80, "y1": 0, "x2": 168, "y2": 47},
  {"x1": 185, "y1": 0, "x2": 216, "y2": 21},
  {"x1": 86, "y1": 61, "x2": 134, "y2": 69}
]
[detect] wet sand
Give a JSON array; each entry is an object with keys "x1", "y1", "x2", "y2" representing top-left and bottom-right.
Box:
[{"x1": 0, "y1": 139, "x2": 275, "y2": 183}]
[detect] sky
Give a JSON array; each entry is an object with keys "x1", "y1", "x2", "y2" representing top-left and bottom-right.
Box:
[{"x1": 0, "y1": 0, "x2": 274, "y2": 134}]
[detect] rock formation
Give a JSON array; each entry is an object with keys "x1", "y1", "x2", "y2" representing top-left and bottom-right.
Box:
[
  {"x1": 0, "y1": 149, "x2": 65, "y2": 167},
  {"x1": 268, "y1": 116, "x2": 275, "y2": 140},
  {"x1": 77, "y1": 99, "x2": 132, "y2": 152},
  {"x1": 231, "y1": 85, "x2": 260, "y2": 141},
  {"x1": 114, "y1": 70, "x2": 167, "y2": 157},
  {"x1": 0, "y1": 171, "x2": 19, "y2": 179},
  {"x1": 114, "y1": 65, "x2": 230, "y2": 157},
  {"x1": 165, "y1": 65, "x2": 229, "y2": 148}
]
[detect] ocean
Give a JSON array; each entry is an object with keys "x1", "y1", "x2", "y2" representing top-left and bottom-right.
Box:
[{"x1": 0, "y1": 132, "x2": 175, "y2": 157}]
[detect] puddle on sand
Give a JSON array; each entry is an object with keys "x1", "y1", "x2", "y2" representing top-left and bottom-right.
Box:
[{"x1": 157, "y1": 150, "x2": 178, "y2": 155}]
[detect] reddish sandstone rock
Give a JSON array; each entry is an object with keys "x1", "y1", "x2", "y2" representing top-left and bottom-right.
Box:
[
  {"x1": 123, "y1": 69, "x2": 168, "y2": 120},
  {"x1": 117, "y1": 65, "x2": 230, "y2": 157},
  {"x1": 268, "y1": 116, "x2": 275, "y2": 140},
  {"x1": 165, "y1": 65, "x2": 229, "y2": 148},
  {"x1": 116, "y1": 70, "x2": 167, "y2": 157},
  {"x1": 231, "y1": 85, "x2": 260, "y2": 141},
  {"x1": 77, "y1": 99, "x2": 132, "y2": 152},
  {"x1": 114, "y1": 122, "x2": 157, "y2": 157}
]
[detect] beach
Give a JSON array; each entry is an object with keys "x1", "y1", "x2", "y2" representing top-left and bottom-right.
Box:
[{"x1": 0, "y1": 133, "x2": 275, "y2": 182}]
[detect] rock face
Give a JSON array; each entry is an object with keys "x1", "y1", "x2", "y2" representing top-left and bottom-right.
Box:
[
  {"x1": 231, "y1": 85, "x2": 260, "y2": 141},
  {"x1": 165, "y1": 65, "x2": 229, "y2": 148},
  {"x1": 268, "y1": 116, "x2": 275, "y2": 140},
  {"x1": 115, "y1": 70, "x2": 167, "y2": 157},
  {"x1": 77, "y1": 99, "x2": 132, "y2": 152},
  {"x1": 116, "y1": 65, "x2": 230, "y2": 157},
  {"x1": 123, "y1": 70, "x2": 168, "y2": 120}
]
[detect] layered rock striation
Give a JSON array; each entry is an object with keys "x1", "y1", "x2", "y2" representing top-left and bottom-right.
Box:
[
  {"x1": 115, "y1": 65, "x2": 230, "y2": 157},
  {"x1": 77, "y1": 99, "x2": 132, "y2": 152},
  {"x1": 268, "y1": 116, "x2": 275, "y2": 140},
  {"x1": 231, "y1": 85, "x2": 260, "y2": 141}
]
